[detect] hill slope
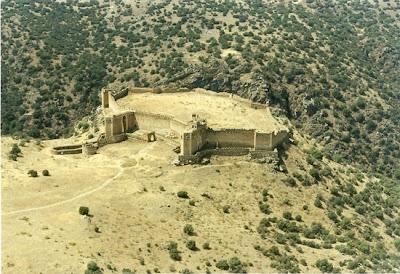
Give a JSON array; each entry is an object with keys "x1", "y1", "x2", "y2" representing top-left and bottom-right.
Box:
[{"x1": 1, "y1": 0, "x2": 399, "y2": 178}]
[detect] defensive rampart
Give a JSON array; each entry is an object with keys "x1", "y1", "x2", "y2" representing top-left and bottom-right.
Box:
[{"x1": 53, "y1": 86, "x2": 288, "y2": 162}]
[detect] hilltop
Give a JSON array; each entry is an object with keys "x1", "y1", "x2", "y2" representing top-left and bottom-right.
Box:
[{"x1": 1, "y1": 0, "x2": 400, "y2": 273}]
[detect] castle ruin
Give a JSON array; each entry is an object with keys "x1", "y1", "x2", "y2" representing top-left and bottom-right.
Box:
[{"x1": 53, "y1": 87, "x2": 289, "y2": 164}]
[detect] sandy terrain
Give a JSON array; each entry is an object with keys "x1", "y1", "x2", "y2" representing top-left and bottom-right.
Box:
[
  {"x1": 1, "y1": 133, "x2": 352, "y2": 274},
  {"x1": 117, "y1": 90, "x2": 285, "y2": 132}
]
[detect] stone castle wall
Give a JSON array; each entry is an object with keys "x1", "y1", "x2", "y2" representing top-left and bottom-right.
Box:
[
  {"x1": 134, "y1": 111, "x2": 173, "y2": 132},
  {"x1": 206, "y1": 128, "x2": 255, "y2": 148},
  {"x1": 99, "y1": 86, "x2": 288, "y2": 163}
]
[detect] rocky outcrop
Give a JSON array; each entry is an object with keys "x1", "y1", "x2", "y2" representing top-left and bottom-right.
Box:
[{"x1": 153, "y1": 60, "x2": 271, "y2": 104}]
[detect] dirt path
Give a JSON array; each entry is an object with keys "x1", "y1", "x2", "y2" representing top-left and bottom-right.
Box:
[
  {"x1": 2, "y1": 161, "x2": 124, "y2": 216},
  {"x1": 2, "y1": 141, "x2": 161, "y2": 216}
]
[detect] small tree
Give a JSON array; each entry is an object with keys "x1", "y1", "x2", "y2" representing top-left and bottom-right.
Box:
[
  {"x1": 186, "y1": 240, "x2": 197, "y2": 251},
  {"x1": 202, "y1": 242, "x2": 211, "y2": 250},
  {"x1": 28, "y1": 170, "x2": 38, "y2": 177},
  {"x1": 10, "y1": 144, "x2": 21, "y2": 155},
  {"x1": 85, "y1": 261, "x2": 103, "y2": 274},
  {"x1": 315, "y1": 259, "x2": 333, "y2": 273},
  {"x1": 167, "y1": 241, "x2": 181, "y2": 261},
  {"x1": 314, "y1": 197, "x2": 323, "y2": 208},
  {"x1": 223, "y1": 205, "x2": 230, "y2": 213},
  {"x1": 79, "y1": 206, "x2": 90, "y2": 216},
  {"x1": 183, "y1": 224, "x2": 195, "y2": 236},
  {"x1": 42, "y1": 169, "x2": 50, "y2": 176},
  {"x1": 216, "y1": 260, "x2": 229, "y2": 271},
  {"x1": 394, "y1": 239, "x2": 400, "y2": 252},
  {"x1": 177, "y1": 191, "x2": 189, "y2": 199}
]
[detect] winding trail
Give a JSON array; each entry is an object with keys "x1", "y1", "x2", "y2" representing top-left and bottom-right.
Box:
[
  {"x1": 2, "y1": 161, "x2": 124, "y2": 216},
  {"x1": 2, "y1": 141, "x2": 238, "y2": 216},
  {"x1": 3, "y1": 141, "x2": 160, "y2": 216}
]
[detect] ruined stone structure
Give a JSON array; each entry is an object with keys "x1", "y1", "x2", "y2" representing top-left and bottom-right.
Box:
[
  {"x1": 100, "y1": 87, "x2": 288, "y2": 164},
  {"x1": 53, "y1": 86, "x2": 288, "y2": 164}
]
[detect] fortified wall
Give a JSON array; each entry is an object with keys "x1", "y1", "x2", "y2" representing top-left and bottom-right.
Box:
[
  {"x1": 53, "y1": 86, "x2": 288, "y2": 164},
  {"x1": 101, "y1": 87, "x2": 289, "y2": 164}
]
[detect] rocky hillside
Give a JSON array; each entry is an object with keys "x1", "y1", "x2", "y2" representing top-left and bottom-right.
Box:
[{"x1": 1, "y1": 0, "x2": 399, "y2": 177}]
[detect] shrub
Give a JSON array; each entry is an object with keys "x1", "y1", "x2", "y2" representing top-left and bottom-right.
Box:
[
  {"x1": 327, "y1": 211, "x2": 338, "y2": 223},
  {"x1": 277, "y1": 219, "x2": 301, "y2": 233},
  {"x1": 303, "y1": 222, "x2": 329, "y2": 239},
  {"x1": 394, "y1": 239, "x2": 400, "y2": 252},
  {"x1": 85, "y1": 261, "x2": 103, "y2": 274},
  {"x1": 223, "y1": 205, "x2": 230, "y2": 213},
  {"x1": 216, "y1": 260, "x2": 229, "y2": 271},
  {"x1": 314, "y1": 198, "x2": 323, "y2": 208},
  {"x1": 28, "y1": 170, "x2": 38, "y2": 177},
  {"x1": 183, "y1": 224, "x2": 195, "y2": 235},
  {"x1": 10, "y1": 143, "x2": 21, "y2": 155},
  {"x1": 167, "y1": 242, "x2": 181, "y2": 261},
  {"x1": 309, "y1": 168, "x2": 321, "y2": 180},
  {"x1": 276, "y1": 232, "x2": 287, "y2": 244},
  {"x1": 270, "y1": 253, "x2": 300, "y2": 273},
  {"x1": 42, "y1": 169, "x2": 50, "y2": 176},
  {"x1": 186, "y1": 240, "x2": 197, "y2": 251},
  {"x1": 79, "y1": 206, "x2": 90, "y2": 216},
  {"x1": 9, "y1": 154, "x2": 17, "y2": 161},
  {"x1": 259, "y1": 203, "x2": 272, "y2": 214},
  {"x1": 315, "y1": 259, "x2": 334, "y2": 273},
  {"x1": 269, "y1": 246, "x2": 280, "y2": 256},
  {"x1": 228, "y1": 257, "x2": 246, "y2": 273},
  {"x1": 285, "y1": 177, "x2": 297, "y2": 187},
  {"x1": 177, "y1": 191, "x2": 189, "y2": 199},
  {"x1": 295, "y1": 215, "x2": 302, "y2": 222},
  {"x1": 202, "y1": 242, "x2": 211, "y2": 250},
  {"x1": 283, "y1": 212, "x2": 293, "y2": 220},
  {"x1": 257, "y1": 218, "x2": 271, "y2": 237}
]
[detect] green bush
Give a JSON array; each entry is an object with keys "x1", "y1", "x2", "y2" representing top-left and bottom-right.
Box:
[
  {"x1": 28, "y1": 170, "x2": 38, "y2": 177},
  {"x1": 303, "y1": 222, "x2": 329, "y2": 239},
  {"x1": 85, "y1": 261, "x2": 103, "y2": 274},
  {"x1": 327, "y1": 211, "x2": 338, "y2": 223},
  {"x1": 183, "y1": 224, "x2": 195, "y2": 236},
  {"x1": 223, "y1": 205, "x2": 230, "y2": 213},
  {"x1": 167, "y1": 241, "x2": 181, "y2": 261},
  {"x1": 79, "y1": 206, "x2": 90, "y2": 216},
  {"x1": 309, "y1": 168, "x2": 321, "y2": 180},
  {"x1": 228, "y1": 257, "x2": 246, "y2": 273},
  {"x1": 285, "y1": 177, "x2": 297, "y2": 187},
  {"x1": 186, "y1": 240, "x2": 197, "y2": 251},
  {"x1": 216, "y1": 260, "x2": 229, "y2": 271},
  {"x1": 259, "y1": 202, "x2": 272, "y2": 214},
  {"x1": 314, "y1": 197, "x2": 323, "y2": 208},
  {"x1": 257, "y1": 218, "x2": 271, "y2": 237},
  {"x1": 283, "y1": 212, "x2": 293, "y2": 220},
  {"x1": 202, "y1": 242, "x2": 211, "y2": 250},
  {"x1": 10, "y1": 143, "x2": 21, "y2": 155},
  {"x1": 394, "y1": 239, "x2": 400, "y2": 252},
  {"x1": 270, "y1": 253, "x2": 300, "y2": 273},
  {"x1": 315, "y1": 259, "x2": 334, "y2": 273},
  {"x1": 177, "y1": 191, "x2": 189, "y2": 199},
  {"x1": 9, "y1": 154, "x2": 17, "y2": 161},
  {"x1": 42, "y1": 169, "x2": 50, "y2": 176}
]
